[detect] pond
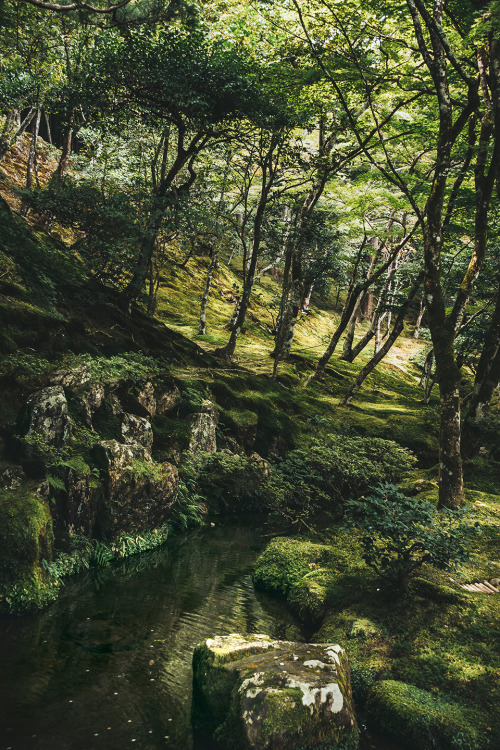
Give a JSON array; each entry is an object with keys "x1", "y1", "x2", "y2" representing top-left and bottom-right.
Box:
[{"x1": 0, "y1": 522, "x2": 399, "y2": 750}]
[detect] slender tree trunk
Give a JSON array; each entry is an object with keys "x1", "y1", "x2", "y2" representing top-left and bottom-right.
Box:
[
  {"x1": 0, "y1": 109, "x2": 18, "y2": 160},
  {"x1": 302, "y1": 282, "x2": 314, "y2": 312},
  {"x1": 341, "y1": 271, "x2": 424, "y2": 405},
  {"x1": 308, "y1": 284, "x2": 364, "y2": 381},
  {"x1": 51, "y1": 118, "x2": 73, "y2": 185},
  {"x1": 462, "y1": 288, "x2": 500, "y2": 457},
  {"x1": 216, "y1": 199, "x2": 267, "y2": 362},
  {"x1": 419, "y1": 348, "x2": 435, "y2": 403},
  {"x1": 44, "y1": 111, "x2": 52, "y2": 145},
  {"x1": 0, "y1": 108, "x2": 36, "y2": 163},
  {"x1": 20, "y1": 108, "x2": 41, "y2": 216},
  {"x1": 413, "y1": 299, "x2": 426, "y2": 338},
  {"x1": 198, "y1": 251, "x2": 218, "y2": 335},
  {"x1": 340, "y1": 294, "x2": 363, "y2": 360}
]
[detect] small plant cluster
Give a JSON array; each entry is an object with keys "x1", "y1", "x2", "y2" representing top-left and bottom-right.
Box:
[
  {"x1": 344, "y1": 484, "x2": 479, "y2": 591},
  {"x1": 169, "y1": 478, "x2": 206, "y2": 529},
  {"x1": 42, "y1": 525, "x2": 170, "y2": 582},
  {"x1": 79, "y1": 352, "x2": 162, "y2": 385}
]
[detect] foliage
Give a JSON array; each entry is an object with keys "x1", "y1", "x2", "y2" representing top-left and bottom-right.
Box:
[
  {"x1": 267, "y1": 436, "x2": 416, "y2": 519},
  {"x1": 344, "y1": 484, "x2": 479, "y2": 590},
  {"x1": 181, "y1": 450, "x2": 273, "y2": 513},
  {"x1": 42, "y1": 525, "x2": 170, "y2": 582},
  {"x1": 169, "y1": 478, "x2": 206, "y2": 529},
  {"x1": 26, "y1": 179, "x2": 145, "y2": 287}
]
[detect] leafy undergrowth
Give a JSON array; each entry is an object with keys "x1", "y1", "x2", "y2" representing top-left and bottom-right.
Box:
[{"x1": 253, "y1": 483, "x2": 500, "y2": 750}]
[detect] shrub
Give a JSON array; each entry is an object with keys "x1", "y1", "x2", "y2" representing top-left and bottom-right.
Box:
[
  {"x1": 344, "y1": 483, "x2": 478, "y2": 591},
  {"x1": 182, "y1": 451, "x2": 273, "y2": 513},
  {"x1": 267, "y1": 436, "x2": 416, "y2": 519}
]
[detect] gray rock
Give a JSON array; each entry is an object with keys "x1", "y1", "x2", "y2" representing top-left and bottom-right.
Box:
[
  {"x1": 192, "y1": 634, "x2": 358, "y2": 750},
  {"x1": 18, "y1": 386, "x2": 71, "y2": 450},
  {"x1": 137, "y1": 381, "x2": 157, "y2": 417},
  {"x1": 121, "y1": 413, "x2": 153, "y2": 453},
  {"x1": 156, "y1": 386, "x2": 180, "y2": 415},
  {"x1": 188, "y1": 400, "x2": 218, "y2": 454},
  {"x1": 0, "y1": 464, "x2": 26, "y2": 490},
  {"x1": 51, "y1": 366, "x2": 105, "y2": 427},
  {"x1": 93, "y1": 440, "x2": 178, "y2": 535},
  {"x1": 65, "y1": 467, "x2": 100, "y2": 536}
]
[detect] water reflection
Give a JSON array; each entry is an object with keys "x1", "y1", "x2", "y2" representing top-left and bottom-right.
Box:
[{"x1": 0, "y1": 524, "x2": 301, "y2": 750}]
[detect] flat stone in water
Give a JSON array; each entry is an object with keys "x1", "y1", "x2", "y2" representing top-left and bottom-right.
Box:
[{"x1": 193, "y1": 634, "x2": 358, "y2": 750}]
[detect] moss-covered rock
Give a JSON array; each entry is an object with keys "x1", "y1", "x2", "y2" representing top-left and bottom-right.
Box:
[
  {"x1": 0, "y1": 486, "x2": 58, "y2": 614},
  {"x1": 366, "y1": 680, "x2": 481, "y2": 750},
  {"x1": 192, "y1": 634, "x2": 359, "y2": 750},
  {"x1": 188, "y1": 399, "x2": 218, "y2": 454},
  {"x1": 93, "y1": 439, "x2": 178, "y2": 535},
  {"x1": 16, "y1": 385, "x2": 72, "y2": 470}
]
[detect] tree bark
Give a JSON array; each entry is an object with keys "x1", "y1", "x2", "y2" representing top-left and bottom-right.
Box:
[{"x1": 198, "y1": 250, "x2": 218, "y2": 335}]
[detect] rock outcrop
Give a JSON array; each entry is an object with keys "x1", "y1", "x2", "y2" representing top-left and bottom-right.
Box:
[
  {"x1": 189, "y1": 401, "x2": 219, "y2": 453},
  {"x1": 188, "y1": 400, "x2": 218, "y2": 454},
  {"x1": 192, "y1": 634, "x2": 358, "y2": 750},
  {"x1": 93, "y1": 440, "x2": 178, "y2": 534},
  {"x1": 17, "y1": 385, "x2": 72, "y2": 453},
  {"x1": 121, "y1": 413, "x2": 154, "y2": 453},
  {"x1": 51, "y1": 366, "x2": 105, "y2": 427}
]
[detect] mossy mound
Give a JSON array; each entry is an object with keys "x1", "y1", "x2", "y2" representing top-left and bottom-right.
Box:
[
  {"x1": 366, "y1": 680, "x2": 482, "y2": 750},
  {"x1": 253, "y1": 536, "x2": 359, "y2": 627},
  {"x1": 0, "y1": 487, "x2": 58, "y2": 614}
]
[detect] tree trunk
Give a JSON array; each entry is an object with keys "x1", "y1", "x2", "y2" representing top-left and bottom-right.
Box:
[
  {"x1": 462, "y1": 287, "x2": 500, "y2": 457},
  {"x1": 413, "y1": 299, "x2": 426, "y2": 338},
  {"x1": 0, "y1": 109, "x2": 19, "y2": 161},
  {"x1": 302, "y1": 282, "x2": 314, "y2": 312},
  {"x1": 340, "y1": 295, "x2": 363, "y2": 360},
  {"x1": 20, "y1": 108, "x2": 41, "y2": 216},
  {"x1": 341, "y1": 271, "x2": 424, "y2": 406},
  {"x1": 198, "y1": 251, "x2": 218, "y2": 335},
  {"x1": 51, "y1": 119, "x2": 73, "y2": 185},
  {"x1": 0, "y1": 108, "x2": 36, "y2": 163},
  {"x1": 419, "y1": 348, "x2": 435, "y2": 404}
]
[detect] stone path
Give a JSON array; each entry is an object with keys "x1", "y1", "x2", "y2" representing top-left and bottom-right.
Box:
[{"x1": 461, "y1": 580, "x2": 499, "y2": 594}]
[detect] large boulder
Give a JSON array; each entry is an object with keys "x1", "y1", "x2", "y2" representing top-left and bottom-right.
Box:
[
  {"x1": 51, "y1": 366, "x2": 105, "y2": 427},
  {"x1": 121, "y1": 413, "x2": 153, "y2": 454},
  {"x1": 17, "y1": 386, "x2": 72, "y2": 453},
  {"x1": 93, "y1": 440, "x2": 178, "y2": 535},
  {"x1": 192, "y1": 634, "x2": 358, "y2": 750},
  {"x1": 188, "y1": 400, "x2": 218, "y2": 454}
]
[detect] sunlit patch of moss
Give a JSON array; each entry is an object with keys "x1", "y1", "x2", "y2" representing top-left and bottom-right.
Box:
[
  {"x1": 366, "y1": 680, "x2": 483, "y2": 750},
  {"x1": 0, "y1": 486, "x2": 58, "y2": 614}
]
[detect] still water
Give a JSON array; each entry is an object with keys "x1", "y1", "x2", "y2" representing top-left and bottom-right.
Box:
[
  {"x1": 0, "y1": 523, "x2": 302, "y2": 750},
  {"x1": 0, "y1": 523, "x2": 399, "y2": 750}
]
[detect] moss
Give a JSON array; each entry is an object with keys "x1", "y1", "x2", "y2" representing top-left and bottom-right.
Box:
[
  {"x1": 366, "y1": 680, "x2": 483, "y2": 750},
  {"x1": 253, "y1": 538, "x2": 337, "y2": 597},
  {"x1": 0, "y1": 488, "x2": 58, "y2": 614}
]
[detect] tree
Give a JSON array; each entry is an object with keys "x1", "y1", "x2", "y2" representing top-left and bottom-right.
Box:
[
  {"x1": 290, "y1": 0, "x2": 500, "y2": 508},
  {"x1": 344, "y1": 483, "x2": 477, "y2": 592}
]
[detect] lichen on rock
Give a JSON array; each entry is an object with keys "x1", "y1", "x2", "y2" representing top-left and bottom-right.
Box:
[
  {"x1": 192, "y1": 634, "x2": 358, "y2": 750},
  {"x1": 17, "y1": 385, "x2": 72, "y2": 453}
]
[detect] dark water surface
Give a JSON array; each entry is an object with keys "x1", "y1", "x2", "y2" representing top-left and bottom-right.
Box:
[
  {"x1": 0, "y1": 524, "x2": 302, "y2": 750},
  {"x1": 0, "y1": 523, "x2": 398, "y2": 750}
]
